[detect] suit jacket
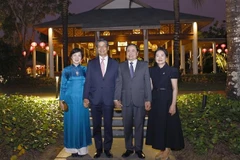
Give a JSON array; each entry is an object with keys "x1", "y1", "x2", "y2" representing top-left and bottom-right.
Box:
[
  {"x1": 83, "y1": 56, "x2": 118, "y2": 106},
  {"x1": 114, "y1": 60, "x2": 151, "y2": 107}
]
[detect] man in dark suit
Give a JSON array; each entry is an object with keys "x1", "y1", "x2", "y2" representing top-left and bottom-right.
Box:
[
  {"x1": 83, "y1": 38, "x2": 118, "y2": 158},
  {"x1": 114, "y1": 44, "x2": 152, "y2": 159}
]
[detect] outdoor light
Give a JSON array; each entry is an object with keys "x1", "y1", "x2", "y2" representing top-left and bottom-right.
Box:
[
  {"x1": 53, "y1": 51, "x2": 57, "y2": 56},
  {"x1": 39, "y1": 42, "x2": 46, "y2": 48},
  {"x1": 225, "y1": 48, "x2": 228, "y2": 53},
  {"x1": 31, "y1": 42, "x2": 37, "y2": 47},
  {"x1": 22, "y1": 51, "x2": 26, "y2": 56},
  {"x1": 221, "y1": 44, "x2": 226, "y2": 49},
  {"x1": 45, "y1": 46, "x2": 49, "y2": 51},
  {"x1": 88, "y1": 43, "x2": 94, "y2": 49},
  {"x1": 217, "y1": 48, "x2": 222, "y2": 54},
  {"x1": 133, "y1": 29, "x2": 141, "y2": 34},
  {"x1": 152, "y1": 44, "x2": 158, "y2": 51},
  {"x1": 202, "y1": 48, "x2": 207, "y2": 53},
  {"x1": 103, "y1": 31, "x2": 110, "y2": 36},
  {"x1": 30, "y1": 46, "x2": 34, "y2": 51},
  {"x1": 208, "y1": 48, "x2": 213, "y2": 52}
]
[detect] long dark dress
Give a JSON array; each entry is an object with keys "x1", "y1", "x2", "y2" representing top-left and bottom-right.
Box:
[
  {"x1": 59, "y1": 64, "x2": 92, "y2": 155},
  {"x1": 145, "y1": 64, "x2": 184, "y2": 150}
]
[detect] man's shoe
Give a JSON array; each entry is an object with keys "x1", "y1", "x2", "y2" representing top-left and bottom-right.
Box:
[
  {"x1": 71, "y1": 153, "x2": 80, "y2": 157},
  {"x1": 104, "y1": 150, "x2": 113, "y2": 158},
  {"x1": 136, "y1": 150, "x2": 145, "y2": 159},
  {"x1": 122, "y1": 150, "x2": 134, "y2": 158},
  {"x1": 93, "y1": 151, "x2": 102, "y2": 158}
]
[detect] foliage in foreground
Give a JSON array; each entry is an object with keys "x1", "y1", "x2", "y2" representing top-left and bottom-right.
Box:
[
  {"x1": 178, "y1": 93, "x2": 240, "y2": 154},
  {"x1": 1, "y1": 93, "x2": 240, "y2": 159},
  {"x1": 0, "y1": 95, "x2": 63, "y2": 159}
]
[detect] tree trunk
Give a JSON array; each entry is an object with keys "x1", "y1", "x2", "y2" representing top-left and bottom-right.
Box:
[
  {"x1": 173, "y1": 0, "x2": 180, "y2": 69},
  {"x1": 226, "y1": 0, "x2": 240, "y2": 100},
  {"x1": 62, "y1": 0, "x2": 69, "y2": 68}
]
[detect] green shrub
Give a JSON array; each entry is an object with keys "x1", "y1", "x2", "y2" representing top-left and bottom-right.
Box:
[
  {"x1": 178, "y1": 93, "x2": 240, "y2": 154},
  {"x1": 181, "y1": 73, "x2": 226, "y2": 83},
  {"x1": 0, "y1": 94, "x2": 63, "y2": 159}
]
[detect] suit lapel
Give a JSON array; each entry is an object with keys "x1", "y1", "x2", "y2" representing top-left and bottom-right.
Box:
[
  {"x1": 105, "y1": 58, "x2": 112, "y2": 77},
  {"x1": 95, "y1": 57, "x2": 103, "y2": 77},
  {"x1": 123, "y1": 61, "x2": 131, "y2": 78},
  {"x1": 133, "y1": 60, "x2": 140, "y2": 78}
]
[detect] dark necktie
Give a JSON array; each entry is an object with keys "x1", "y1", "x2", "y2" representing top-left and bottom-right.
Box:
[{"x1": 130, "y1": 62, "x2": 134, "y2": 78}]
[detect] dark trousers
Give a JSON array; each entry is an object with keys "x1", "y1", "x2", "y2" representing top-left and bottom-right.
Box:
[
  {"x1": 91, "y1": 104, "x2": 114, "y2": 151},
  {"x1": 122, "y1": 103, "x2": 146, "y2": 151}
]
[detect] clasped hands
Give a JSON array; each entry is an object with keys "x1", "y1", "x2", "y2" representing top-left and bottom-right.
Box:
[
  {"x1": 83, "y1": 99, "x2": 90, "y2": 108},
  {"x1": 114, "y1": 100, "x2": 122, "y2": 108},
  {"x1": 114, "y1": 100, "x2": 151, "y2": 111}
]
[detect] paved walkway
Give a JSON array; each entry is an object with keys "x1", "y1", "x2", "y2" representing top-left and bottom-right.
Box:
[{"x1": 55, "y1": 138, "x2": 167, "y2": 160}]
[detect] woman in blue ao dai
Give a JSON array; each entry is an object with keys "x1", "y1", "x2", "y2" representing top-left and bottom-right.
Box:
[{"x1": 59, "y1": 48, "x2": 92, "y2": 157}]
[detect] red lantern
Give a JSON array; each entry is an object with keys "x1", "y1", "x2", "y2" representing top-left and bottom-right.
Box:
[
  {"x1": 225, "y1": 48, "x2": 228, "y2": 53},
  {"x1": 209, "y1": 48, "x2": 213, "y2": 52},
  {"x1": 30, "y1": 46, "x2": 34, "y2": 51},
  {"x1": 45, "y1": 46, "x2": 49, "y2": 51},
  {"x1": 31, "y1": 42, "x2": 37, "y2": 47},
  {"x1": 22, "y1": 51, "x2": 26, "y2": 56},
  {"x1": 221, "y1": 44, "x2": 226, "y2": 49},
  {"x1": 202, "y1": 48, "x2": 207, "y2": 53},
  {"x1": 53, "y1": 51, "x2": 57, "y2": 56},
  {"x1": 39, "y1": 42, "x2": 46, "y2": 48}
]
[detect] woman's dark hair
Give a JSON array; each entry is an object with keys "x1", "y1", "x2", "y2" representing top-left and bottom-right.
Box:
[
  {"x1": 125, "y1": 43, "x2": 139, "y2": 52},
  {"x1": 69, "y1": 48, "x2": 84, "y2": 58},
  {"x1": 154, "y1": 47, "x2": 168, "y2": 57}
]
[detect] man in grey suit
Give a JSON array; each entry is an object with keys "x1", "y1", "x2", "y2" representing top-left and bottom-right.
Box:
[{"x1": 114, "y1": 44, "x2": 151, "y2": 159}]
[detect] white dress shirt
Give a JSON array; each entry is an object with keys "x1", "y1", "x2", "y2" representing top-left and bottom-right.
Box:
[
  {"x1": 99, "y1": 56, "x2": 108, "y2": 72},
  {"x1": 128, "y1": 59, "x2": 137, "y2": 72}
]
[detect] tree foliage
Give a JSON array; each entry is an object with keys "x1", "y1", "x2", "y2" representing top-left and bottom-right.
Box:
[{"x1": 0, "y1": 0, "x2": 60, "y2": 51}]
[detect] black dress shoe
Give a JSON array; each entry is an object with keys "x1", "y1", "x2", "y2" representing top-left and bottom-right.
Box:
[
  {"x1": 122, "y1": 150, "x2": 134, "y2": 158},
  {"x1": 104, "y1": 150, "x2": 113, "y2": 158},
  {"x1": 71, "y1": 153, "x2": 80, "y2": 157},
  {"x1": 136, "y1": 150, "x2": 145, "y2": 159},
  {"x1": 94, "y1": 151, "x2": 102, "y2": 158}
]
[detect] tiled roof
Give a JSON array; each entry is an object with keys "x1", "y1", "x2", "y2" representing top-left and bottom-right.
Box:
[{"x1": 35, "y1": 8, "x2": 214, "y2": 30}]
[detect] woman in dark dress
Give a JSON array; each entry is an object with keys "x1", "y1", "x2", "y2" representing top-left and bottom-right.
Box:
[{"x1": 146, "y1": 47, "x2": 184, "y2": 160}]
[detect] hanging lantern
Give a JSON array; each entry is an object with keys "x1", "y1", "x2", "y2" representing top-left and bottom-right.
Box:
[
  {"x1": 39, "y1": 42, "x2": 46, "y2": 48},
  {"x1": 217, "y1": 48, "x2": 222, "y2": 54},
  {"x1": 208, "y1": 48, "x2": 213, "y2": 52},
  {"x1": 202, "y1": 48, "x2": 207, "y2": 53},
  {"x1": 225, "y1": 48, "x2": 228, "y2": 53},
  {"x1": 53, "y1": 51, "x2": 57, "y2": 56},
  {"x1": 22, "y1": 51, "x2": 26, "y2": 56},
  {"x1": 45, "y1": 46, "x2": 49, "y2": 51},
  {"x1": 31, "y1": 42, "x2": 37, "y2": 47},
  {"x1": 221, "y1": 44, "x2": 226, "y2": 49}
]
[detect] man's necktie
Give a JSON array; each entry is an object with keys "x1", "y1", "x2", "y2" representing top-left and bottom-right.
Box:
[
  {"x1": 130, "y1": 62, "x2": 134, "y2": 78},
  {"x1": 101, "y1": 58, "x2": 105, "y2": 76}
]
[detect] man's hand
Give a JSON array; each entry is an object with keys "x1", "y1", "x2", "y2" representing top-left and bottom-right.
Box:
[
  {"x1": 145, "y1": 101, "x2": 151, "y2": 111},
  {"x1": 114, "y1": 100, "x2": 122, "y2": 108},
  {"x1": 83, "y1": 99, "x2": 90, "y2": 108}
]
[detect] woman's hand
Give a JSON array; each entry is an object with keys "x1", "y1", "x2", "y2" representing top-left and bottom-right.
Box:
[
  {"x1": 83, "y1": 99, "x2": 90, "y2": 108},
  {"x1": 59, "y1": 101, "x2": 64, "y2": 110},
  {"x1": 169, "y1": 105, "x2": 176, "y2": 116}
]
